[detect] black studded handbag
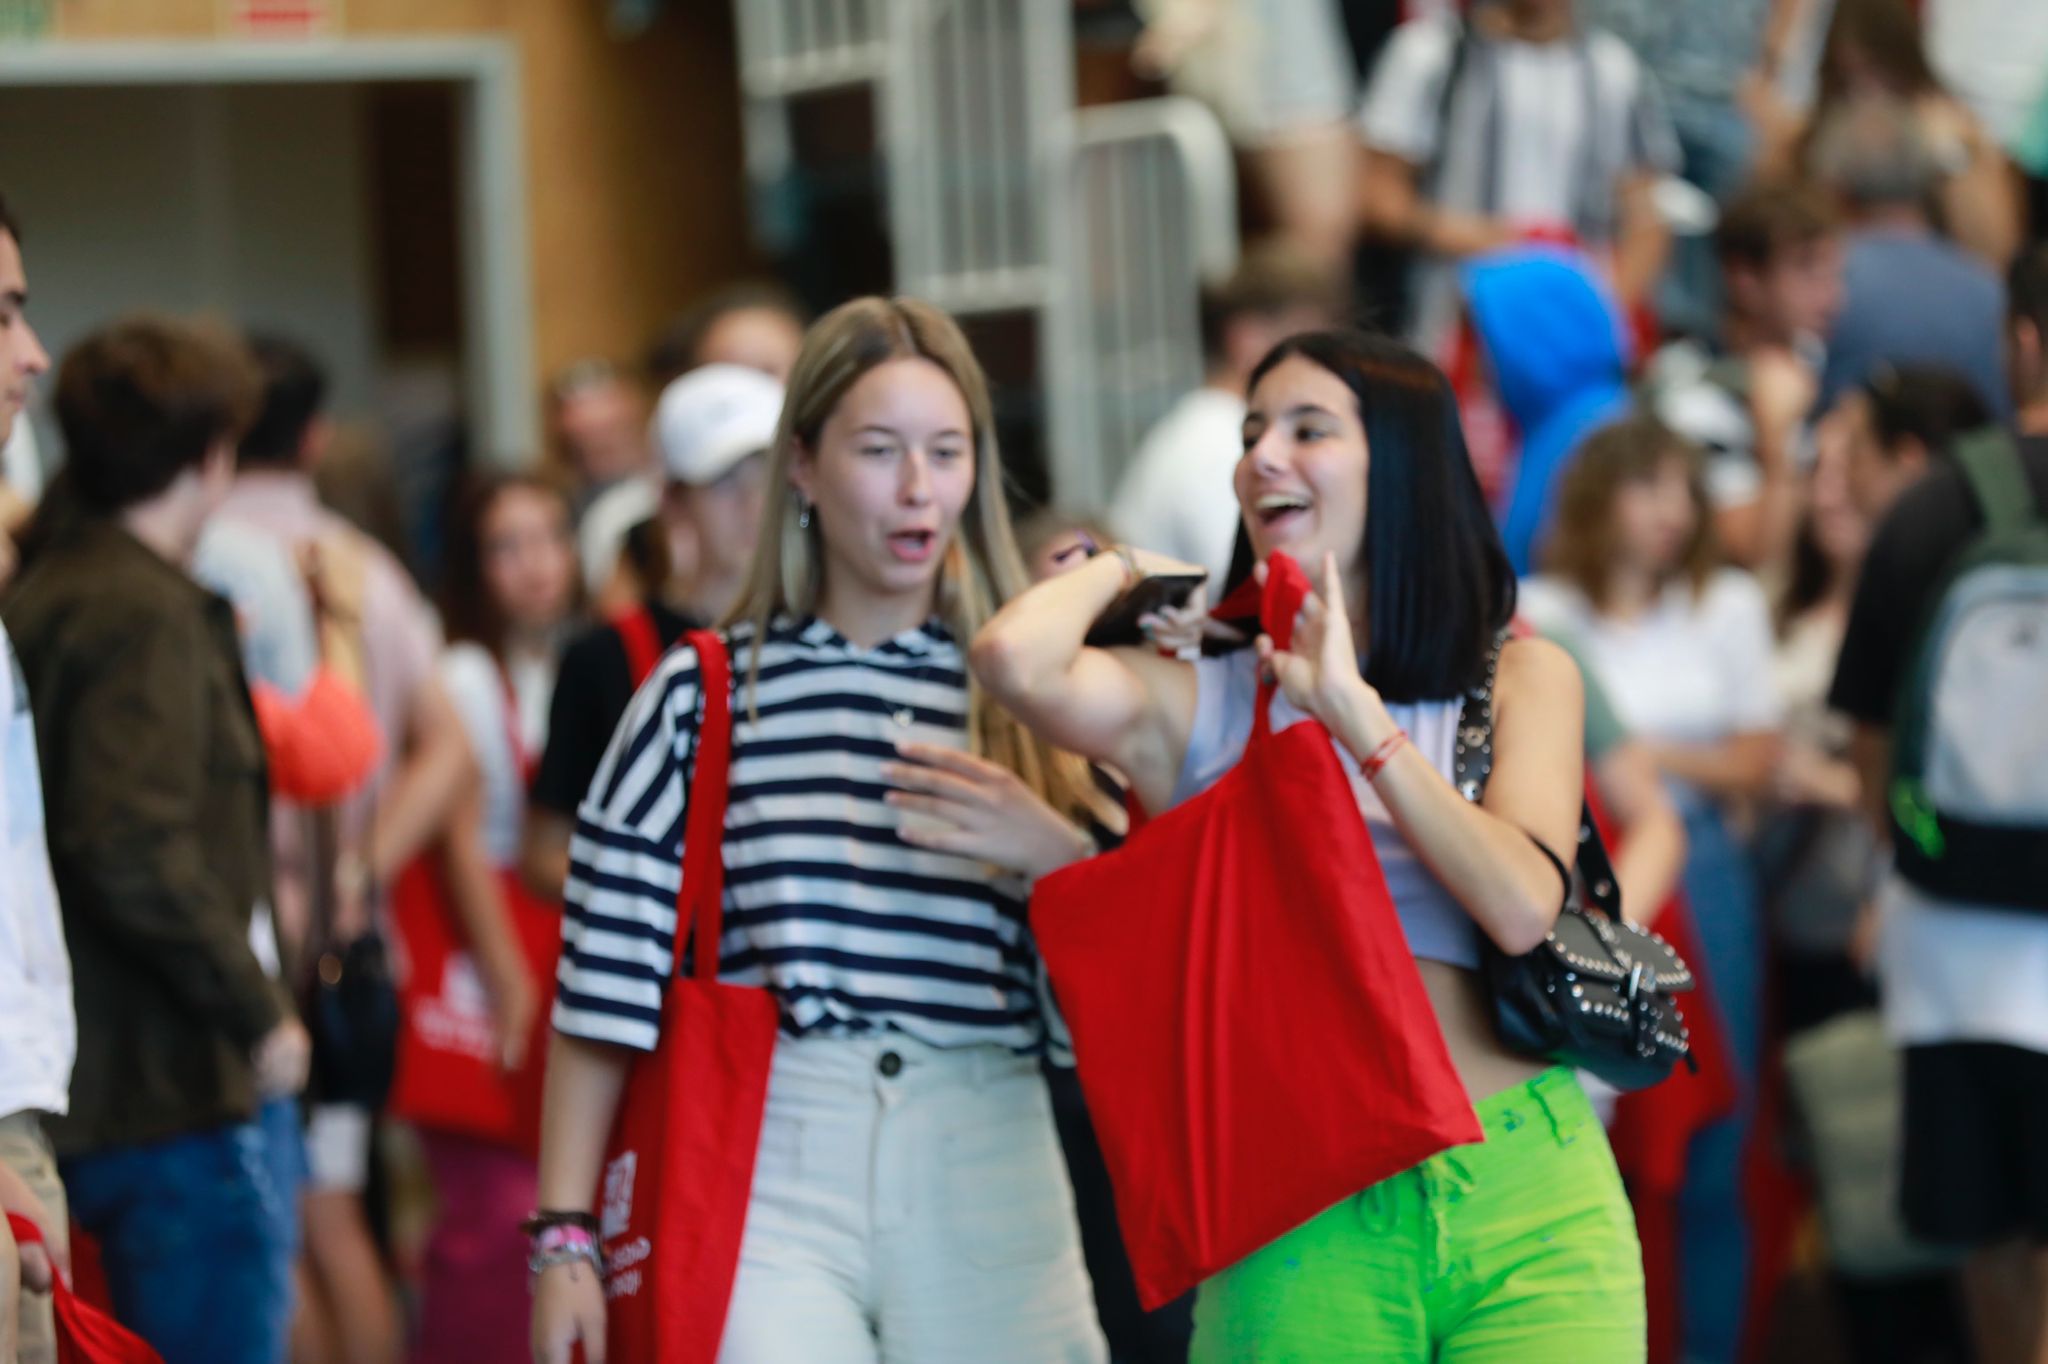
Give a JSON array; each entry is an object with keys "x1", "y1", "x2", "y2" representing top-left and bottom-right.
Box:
[{"x1": 1454, "y1": 634, "x2": 1698, "y2": 1092}]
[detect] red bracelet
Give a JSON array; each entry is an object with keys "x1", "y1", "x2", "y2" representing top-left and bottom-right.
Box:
[{"x1": 1362, "y1": 729, "x2": 1408, "y2": 781}]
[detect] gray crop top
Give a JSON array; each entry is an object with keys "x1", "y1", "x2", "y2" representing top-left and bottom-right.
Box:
[{"x1": 1169, "y1": 651, "x2": 1483, "y2": 970}]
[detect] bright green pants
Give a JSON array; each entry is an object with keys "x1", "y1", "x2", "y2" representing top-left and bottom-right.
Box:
[{"x1": 1191, "y1": 1067, "x2": 1645, "y2": 1362}]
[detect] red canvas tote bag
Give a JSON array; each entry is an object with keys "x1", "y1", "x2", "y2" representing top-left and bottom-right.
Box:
[
  {"x1": 390, "y1": 669, "x2": 562, "y2": 1154},
  {"x1": 388, "y1": 861, "x2": 561, "y2": 1152},
  {"x1": 1031, "y1": 553, "x2": 1484, "y2": 1310},
  {"x1": 7, "y1": 1214, "x2": 162, "y2": 1364},
  {"x1": 594, "y1": 629, "x2": 780, "y2": 1363}
]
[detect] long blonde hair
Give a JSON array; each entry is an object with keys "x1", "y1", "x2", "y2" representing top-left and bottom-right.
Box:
[{"x1": 728, "y1": 296, "x2": 1099, "y2": 819}]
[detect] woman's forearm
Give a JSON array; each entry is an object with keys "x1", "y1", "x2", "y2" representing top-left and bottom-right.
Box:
[
  {"x1": 442, "y1": 782, "x2": 528, "y2": 988},
  {"x1": 1594, "y1": 741, "x2": 1688, "y2": 922},
  {"x1": 368, "y1": 678, "x2": 474, "y2": 883},
  {"x1": 1611, "y1": 175, "x2": 1670, "y2": 310},
  {"x1": 1326, "y1": 684, "x2": 1570, "y2": 956},
  {"x1": 535, "y1": 1033, "x2": 634, "y2": 1211},
  {"x1": 971, "y1": 552, "x2": 1130, "y2": 710},
  {"x1": 1645, "y1": 733, "x2": 1780, "y2": 801},
  {"x1": 519, "y1": 810, "x2": 574, "y2": 904},
  {"x1": 969, "y1": 553, "x2": 1188, "y2": 800}
]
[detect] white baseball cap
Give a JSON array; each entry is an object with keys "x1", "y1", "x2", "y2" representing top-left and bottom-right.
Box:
[{"x1": 650, "y1": 363, "x2": 785, "y2": 487}]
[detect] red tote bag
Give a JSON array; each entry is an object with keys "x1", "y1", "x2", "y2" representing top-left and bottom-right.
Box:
[
  {"x1": 594, "y1": 629, "x2": 780, "y2": 1363},
  {"x1": 390, "y1": 666, "x2": 563, "y2": 1155},
  {"x1": 1031, "y1": 554, "x2": 1484, "y2": 1310},
  {"x1": 7, "y1": 1214, "x2": 162, "y2": 1364},
  {"x1": 388, "y1": 860, "x2": 562, "y2": 1153}
]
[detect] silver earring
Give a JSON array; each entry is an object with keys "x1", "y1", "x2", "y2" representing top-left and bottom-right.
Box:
[{"x1": 798, "y1": 502, "x2": 812, "y2": 531}]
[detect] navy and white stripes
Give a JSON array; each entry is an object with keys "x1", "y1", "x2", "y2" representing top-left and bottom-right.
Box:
[{"x1": 552, "y1": 615, "x2": 1051, "y2": 1055}]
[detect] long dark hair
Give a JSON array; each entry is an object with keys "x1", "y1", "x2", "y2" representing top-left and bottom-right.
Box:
[
  {"x1": 439, "y1": 470, "x2": 578, "y2": 662},
  {"x1": 1226, "y1": 329, "x2": 1516, "y2": 702},
  {"x1": 1816, "y1": 0, "x2": 1941, "y2": 107}
]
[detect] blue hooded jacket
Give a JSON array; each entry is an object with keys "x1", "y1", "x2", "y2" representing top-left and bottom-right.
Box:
[{"x1": 1463, "y1": 247, "x2": 1633, "y2": 574}]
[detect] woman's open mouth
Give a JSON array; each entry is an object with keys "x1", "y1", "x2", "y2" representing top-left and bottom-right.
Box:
[
  {"x1": 1253, "y1": 493, "x2": 1312, "y2": 536},
  {"x1": 887, "y1": 529, "x2": 938, "y2": 563}
]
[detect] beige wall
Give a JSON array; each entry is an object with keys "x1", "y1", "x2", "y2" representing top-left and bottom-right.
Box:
[{"x1": 48, "y1": 0, "x2": 755, "y2": 400}]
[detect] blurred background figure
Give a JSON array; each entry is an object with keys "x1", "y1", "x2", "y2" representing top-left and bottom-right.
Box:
[
  {"x1": 1017, "y1": 509, "x2": 1118, "y2": 586},
  {"x1": 641, "y1": 280, "x2": 808, "y2": 390},
  {"x1": 0, "y1": 188, "x2": 68, "y2": 1364},
  {"x1": 1523, "y1": 417, "x2": 1782, "y2": 1364},
  {"x1": 1643, "y1": 180, "x2": 1844, "y2": 577},
  {"x1": 579, "y1": 283, "x2": 805, "y2": 615},
  {"x1": 1133, "y1": 0, "x2": 1360, "y2": 273},
  {"x1": 402, "y1": 471, "x2": 582, "y2": 1364},
  {"x1": 1755, "y1": 0, "x2": 2024, "y2": 272},
  {"x1": 219, "y1": 334, "x2": 465, "y2": 1364},
  {"x1": 1806, "y1": 92, "x2": 2012, "y2": 421},
  {"x1": 1357, "y1": 0, "x2": 1679, "y2": 362},
  {"x1": 1763, "y1": 367, "x2": 1986, "y2": 1364},
  {"x1": 7, "y1": 315, "x2": 301, "y2": 1364},
  {"x1": 520, "y1": 362, "x2": 780, "y2": 908}
]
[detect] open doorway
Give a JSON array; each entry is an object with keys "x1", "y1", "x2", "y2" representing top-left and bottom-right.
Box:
[{"x1": 0, "y1": 39, "x2": 534, "y2": 578}]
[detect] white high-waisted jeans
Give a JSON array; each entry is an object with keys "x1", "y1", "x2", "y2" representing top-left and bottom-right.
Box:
[{"x1": 718, "y1": 1032, "x2": 1107, "y2": 1364}]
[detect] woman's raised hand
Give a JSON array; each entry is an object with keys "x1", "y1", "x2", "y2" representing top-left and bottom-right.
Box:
[{"x1": 1255, "y1": 553, "x2": 1372, "y2": 725}]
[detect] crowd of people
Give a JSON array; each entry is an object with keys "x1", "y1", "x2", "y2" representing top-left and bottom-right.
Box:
[{"x1": 0, "y1": 0, "x2": 2046, "y2": 1362}]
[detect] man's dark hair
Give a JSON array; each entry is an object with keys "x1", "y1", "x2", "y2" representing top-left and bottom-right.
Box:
[
  {"x1": 2010, "y1": 244, "x2": 2048, "y2": 352},
  {"x1": 1199, "y1": 248, "x2": 1339, "y2": 366},
  {"x1": 238, "y1": 332, "x2": 329, "y2": 469},
  {"x1": 1715, "y1": 181, "x2": 1839, "y2": 269},
  {"x1": 642, "y1": 282, "x2": 809, "y2": 390},
  {"x1": 0, "y1": 190, "x2": 20, "y2": 247},
  {"x1": 56, "y1": 315, "x2": 260, "y2": 514},
  {"x1": 1860, "y1": 362, "x2": 1994, "y2": 455},
  {"x1": 1220, "y1": 329, "x2": 1515, "y2": 702}
]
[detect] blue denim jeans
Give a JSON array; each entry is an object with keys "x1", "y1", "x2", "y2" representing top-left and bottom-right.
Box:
[
  {"x1": 62, "y1": 1116, "x2": 294, "y2": 1364},
  {"x1": 257, "y1": 1096, "x2": 305, "y2": 1259},
  {"x1": 1673, "y1": 791, "x2": 1765, "y2": 1364}
]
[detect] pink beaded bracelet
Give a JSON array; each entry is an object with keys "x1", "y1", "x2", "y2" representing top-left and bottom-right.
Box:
[{"x1": 528, "y1": 1222, "x2": 604, "y2": 1277}]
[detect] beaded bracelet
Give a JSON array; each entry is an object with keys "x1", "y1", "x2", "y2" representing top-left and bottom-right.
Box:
[
  {"x1": 528, "y1": 1222, "x2": 604, "y2": 1278},
  {"x1": 520, "y1": 1209, "x2": 599, "y2": 1238}
]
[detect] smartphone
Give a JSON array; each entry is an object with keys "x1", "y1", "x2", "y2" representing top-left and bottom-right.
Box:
[{"x1": 1085, "y1": 572, "x2": 1208, "y2": 648}]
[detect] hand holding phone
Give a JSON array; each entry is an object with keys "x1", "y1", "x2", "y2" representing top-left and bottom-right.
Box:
[{"x1": 1086, "y1": 571, "x2": 1208, "y2": 648}]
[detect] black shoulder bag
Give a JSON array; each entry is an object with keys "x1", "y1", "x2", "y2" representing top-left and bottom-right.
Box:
[{"x1": 1456, "y1": 635, "x2": 1698, "y2": 1092}]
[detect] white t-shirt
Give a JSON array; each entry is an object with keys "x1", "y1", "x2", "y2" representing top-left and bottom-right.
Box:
[
  {"x1": 1926, "y1": 0, "x2": 2048, "y2": 148},
  {"x1": 1880, "y1": 876, "x2": 2048, "y2": 1054},
  {"x1": 440, "y1": 643, "x2": 555, "y2": 867},
  {"x1": 0, "y1": 623, "x2": 73, "y2": 1119},
  {"x1": 1, "y1": 418, "x2": 43, "y2": 504},
  {"x1": 1110, "y1": 387, "x2": 1247, "y2": 590},
  {"x1": 1517, "y1": 569, "x2": 1783, "y2": 745},
  {"x1": 1360, "y1": 14, "x2": 1679, "y2": 355}
]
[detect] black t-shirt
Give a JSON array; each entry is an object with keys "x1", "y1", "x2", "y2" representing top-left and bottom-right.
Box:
[
  {"x1": 529, "y1": 601, "x2": 697, "y2": 818},
  {"x1": 1829, "y1": 433, "x2": 2048, "y2": 727}
]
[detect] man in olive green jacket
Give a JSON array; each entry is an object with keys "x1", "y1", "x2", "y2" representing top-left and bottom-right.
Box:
[{"x1": 4, "y1": 316, "x2": 307, "y2": 1364}]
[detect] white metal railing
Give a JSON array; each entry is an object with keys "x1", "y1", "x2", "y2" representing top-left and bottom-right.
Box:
[
  {"x1": 1047, "y1": 97, "x2": 1238, "y2": 510},
  {"x1": 733, "y1": 0, "x2": 1237, "y2": 509},
  {"x1": 880, "y1": 0, "x2": 1071, "y2": 315},
  {"x1": 734, "y1": 0, "x2": 888, "y2": 97}
]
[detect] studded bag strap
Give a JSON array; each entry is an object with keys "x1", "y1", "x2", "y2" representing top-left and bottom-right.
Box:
[{"x1": 1450, "y1": 629, "x2": 1622, "y2": 923}]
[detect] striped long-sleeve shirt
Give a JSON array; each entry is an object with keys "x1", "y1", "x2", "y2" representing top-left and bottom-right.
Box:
[{"x1": 552, "y1": 614, "x2": 1054, "y2": 1055}]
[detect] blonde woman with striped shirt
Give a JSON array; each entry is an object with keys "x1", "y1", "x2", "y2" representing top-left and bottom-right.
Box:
[{"x1": 529, "y1": 297, "x2": 1109, "y2": 1364}]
